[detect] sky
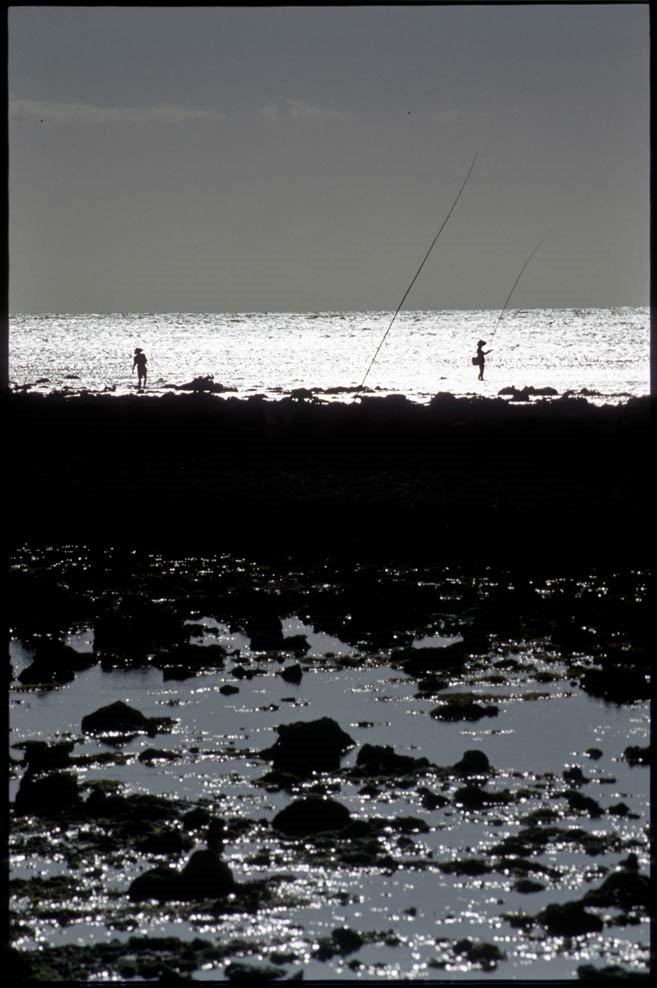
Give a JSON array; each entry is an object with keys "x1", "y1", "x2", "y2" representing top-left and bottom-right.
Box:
[{"x1": 8, "y1": 4, "x2": 650, "y2": 313}]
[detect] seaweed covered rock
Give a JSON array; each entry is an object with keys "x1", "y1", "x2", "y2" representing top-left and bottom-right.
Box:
[
  {"x1": 272, "y1": 796, "x2": 352, "y2": 836},
  {"x1": 260, "y1": 717, "x2": 355, "y2": 773},
  {"x1": 81, "y1": 700, "x2": 174, "y2": 739}
]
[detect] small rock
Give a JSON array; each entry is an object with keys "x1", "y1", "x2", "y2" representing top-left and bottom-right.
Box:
[
  {"x1": 430, "y1": 697, "x2": 499, "y2": 722},
  {"x1": 280, "y1": 664, "x2": 303, "y2": 684},
  {"x1": 537, "y1": 901, "x2": 604, "y2": 935},
  {"x1": 513, "y1": 878, "x2": 546, "y2": 894},
  {"x1": 225, "y1": 961, "x2": 287, "y2": 982},
  {"x1": 451, "y1": 749, "x2": 491, "y2": 774}
]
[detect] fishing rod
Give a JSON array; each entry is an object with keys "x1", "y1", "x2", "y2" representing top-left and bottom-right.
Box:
[
  {"x1": 488, "y1": 228, "x2": 552, "y2": 344},
  {"x1": 356, "y1": 152, "x2": 478, "y2": 396}
]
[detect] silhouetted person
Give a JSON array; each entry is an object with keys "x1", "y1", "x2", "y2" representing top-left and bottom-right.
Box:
[
  {"x1": 132, "y1": 348, "x2": 148, "y2": 388},
  {"x1": 474, "y1": 340, "x2": 491, "y2": 381}
]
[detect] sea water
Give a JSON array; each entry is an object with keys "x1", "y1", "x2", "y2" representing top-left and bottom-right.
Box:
[
  {"x1": 9, "y1": 308, "x2": 650, "y2": 404},
  {"x1": 9, "y1": 551, "x2": 650, "y2": 980}
]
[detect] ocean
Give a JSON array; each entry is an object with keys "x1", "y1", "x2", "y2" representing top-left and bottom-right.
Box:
[{"x1": 9, "y1": 307, "x2": 650, "y2": 404}]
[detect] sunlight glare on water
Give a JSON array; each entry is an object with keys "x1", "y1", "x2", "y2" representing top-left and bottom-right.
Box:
[{"x1": 9, "y1": 308, "x2": 649, "y2": 403}]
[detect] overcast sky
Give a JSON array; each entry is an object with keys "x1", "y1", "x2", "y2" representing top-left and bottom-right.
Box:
[{"x1": 9, "y1": 4, "x2": 650, "y2": 313}]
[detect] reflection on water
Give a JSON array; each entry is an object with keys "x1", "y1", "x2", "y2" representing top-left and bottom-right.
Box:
[
  {"x1": 8, "y1": 549, "x2": 650, "y2": 979},
  {"x1": 9, "y1": 307, "x2": 650, "y2": 404}
]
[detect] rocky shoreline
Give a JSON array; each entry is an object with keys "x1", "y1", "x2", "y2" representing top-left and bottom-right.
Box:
[
  {"x1": 5, "y1": 392, "x2": 652, "y2": 559},
  {"x1": 8, "y1": 550, "x2": 651, "y2": 981}
]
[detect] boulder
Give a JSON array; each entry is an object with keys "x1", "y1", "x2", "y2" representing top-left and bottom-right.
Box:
[
  {"x1": 128, "y1": 866, "x2": 188, "y2": 902},
  {"x1": 17, "y1": 640, "x2": 96, "y2": 687},
  {"x1": 537, "y1": 901, "x2": 604, "y2": 935},
  {"x1": 14, "y1": 770, "x2": 82, "y2": 816},
  {"x1": 417, "y1": 786, "x2": 450, "y2": 810},
  {"x1": 451, "y1": 750, "x2": 491, "y2": 775},
  {"x1": 129, "y1": 847, "x2": 235, "y2": 902},
  {"x1": 565, "y1": 791, "x2": 603, "y2": 817},
  {"x1": 179, "y1": 849, "x2": 236, "y2": 897},
  {"x1": 81, "y1": 700, "x2": 173, "y2": 738},
  {"x1": 18, "y1": 652, "x2": 76, "y2": 687},
  {"x1": 280, "y1": 664, "x2": 303, "y2": 684},
  {"x1": 20, "y1": 739, "x2": 76, "y2": 773},
  {"x1": 354, "y1": 743, "x2": 430, "y2": 776},
  {"x1": 260, "y1": 717, "x2": 355, "y2": 773},
  {"x1": 272, "y1": 796, "x2": 352, "y2": 836},
  {"x1": 581, "y1": 869, "x2": 650, "y2": 910}
]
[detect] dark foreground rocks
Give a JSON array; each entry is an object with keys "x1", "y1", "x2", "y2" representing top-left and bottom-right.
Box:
[{"x1": 6, "y1": 393, "x2": 651, "y2": 562}]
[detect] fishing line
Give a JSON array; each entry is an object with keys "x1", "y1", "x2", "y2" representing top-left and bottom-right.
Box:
[
  {"x1": 356, "y1": 152, "x2": 478, "y2": 396},
  {"x1": 488, "y1": 228, "x2": 552, "y2": 344}
]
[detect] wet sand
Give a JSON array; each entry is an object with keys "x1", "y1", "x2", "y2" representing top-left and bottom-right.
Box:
[{"x1": 5, "y1": 392, "x2": 652, "y2": 560}]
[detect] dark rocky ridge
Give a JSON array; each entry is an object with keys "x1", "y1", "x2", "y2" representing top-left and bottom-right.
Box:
[{"x1": 6, "y1": 393, "x2": 652, "y2": 561}]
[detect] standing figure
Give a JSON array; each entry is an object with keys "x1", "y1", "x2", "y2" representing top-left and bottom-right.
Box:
[
  {"x1": 132, "y1": 348, "x2": 148, "y2": 388},
  {"x1": 473, "y1": 340, "x2": 491, "y2": 381}
]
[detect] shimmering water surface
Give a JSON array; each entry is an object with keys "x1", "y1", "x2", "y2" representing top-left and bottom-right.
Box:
[
  {"x1": 9, "y1": 308, "x2": 649, "y2": 404},
  {"x1": 8, "y1": 549, "x2": 650, "y2": 981}
]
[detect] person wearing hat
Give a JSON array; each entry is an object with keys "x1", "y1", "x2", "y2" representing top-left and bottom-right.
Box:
[
  {"x1": 473, "y1": 340, "x2": 491, "y2": 381},
  {"x1": 132, "y1": 347, "x2": 148, "y2": 388}
]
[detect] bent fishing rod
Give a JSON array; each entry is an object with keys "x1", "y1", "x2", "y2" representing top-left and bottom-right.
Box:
[
  {"x1": 488, "y1": 228, "x2": 552, "y2": 344},
  {"x1": 355, "y1": 152, "x2": 478, "y2": 396}
]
